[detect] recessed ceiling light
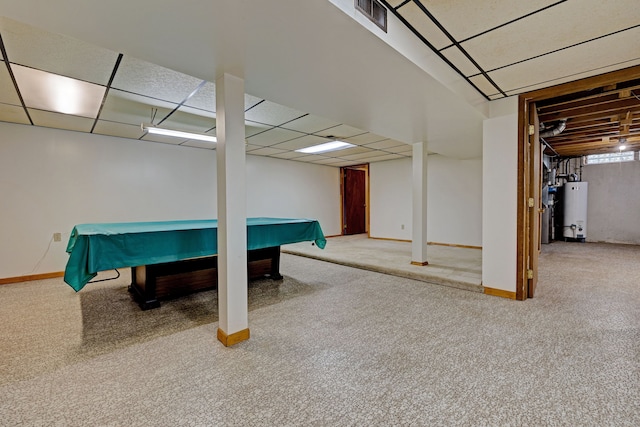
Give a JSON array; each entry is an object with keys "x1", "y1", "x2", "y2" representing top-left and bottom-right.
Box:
[
  {"x1": 12, "y1": 65, "x2": 105, "y2": 117},
  {"x1": 296, "y1": 140, "x2": 355, "y2": 154}
]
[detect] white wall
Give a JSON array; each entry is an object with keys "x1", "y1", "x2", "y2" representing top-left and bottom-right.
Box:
[
  {"x1": 582, "y1": 160, "x2": 640, "y2": 245},
  {"x1": 482, "y1": 97, "x2": 519, "y2": 292},
  {"x1": 0, "y1": 122, "x2": 340, "y2": 279},
  {"x1": 369, "y1": 155, "x2": 482, "y2": 247}
]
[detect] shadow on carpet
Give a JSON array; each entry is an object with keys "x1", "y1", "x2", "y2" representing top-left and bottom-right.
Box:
[{"x1": 79, "y1": 276, "x2": 316, "y2": 356}]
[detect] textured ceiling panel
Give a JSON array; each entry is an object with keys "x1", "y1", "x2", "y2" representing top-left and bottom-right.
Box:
[
  {"x1": 184, "y1": 81, "x2": 215, "y2": 112},
  {"x1": 386, "y1": 0, "x2": 407, "y2": 8},
  {"x1": 363, "y1": 139, "x2": 406, "y2": 149},
  {"x1": 440, "y1": 46, "x2": 480, "y2": 77},
  {"x1": 314, "y1": 124, "x2": 365, "y2": 139},
  {"x1": 397, "y1": 1, "x2": 451, "y2": 49},
  {"x1": 246, "y1": 147, "x2": 288, "y2": 156},
  {"x1": 111, "y1": 56, "x2": 203, "y2": 103},
  {"x1": 384, "y1": 144, "x2": 413, "y2": 154},
  {"x1": 0, "y1": 103, "x2": 30, "y2": 125},
  {"x1": 245, "y1": 121, "x2": 274, "y2": 137},
  {"x1": 330, "y1": 146, "x2": 372, "y2": 157},
  {"x1": 268, "y1": 151, "x2": 310, "y2": 160},
  {"x1": 344, "y1": 132, "x2": 388, "y2": 145},
  {"x1": 422, "y1": 0, "x2": 560, "y2": 41},
  {"x1": 0, "y1": 17, "x2": 118, "y2": 85},
  {"x1": 270, "y1": 135, "x2": 328, "y2": 151},
  {"x1": 0, "y1": 66, "x2": 20, "y2": 105},
  {"x1": 489, "y1": 26, "x2": 640, "y2": 94},
  {"x1": 461, "y1": 0, "x2": 640, "y2": 72},
  {"x1": 100, "y1": 89, "x2": 177, "y2": 126},
  {"x1": 159, "y1": 110, "x2": 216, "y2": 134},
  {"x1": 468, "y1": 74, "x2": 500, "y2": 98},
  {"x1": 280, "y1": 114, "x2": 341, "y2": 134},
  {"x1": 93, "y1": 120, "x2": 145, "y2": 140},
  {"x1": 245, "y1": 127, "x2": 306, "y2": 146},
  {"x1": 244, "y1": 100, "x2": 306, "y2": 126},
  {"x1": 28, "y1": 109, "x2": 94, "y2": 132},
  {"x1": 340, "y1": 151, "x2": 392, "y2": 161},
  {"x1": 362, "y1": 153, "x2": 405, "y2": 162}
]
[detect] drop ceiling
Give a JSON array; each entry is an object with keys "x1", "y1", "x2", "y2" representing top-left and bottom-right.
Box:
[
  {"x1": 0, "y1": 17, "x2": 412, "y2": 168},
  {"x1": 0, "y1": 0, "x2": 639, "y2": 162}
]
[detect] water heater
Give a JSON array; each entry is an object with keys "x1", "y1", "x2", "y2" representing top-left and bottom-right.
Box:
[{"x1": 563, "y1": 181, "x2": 588, "y2": 242}]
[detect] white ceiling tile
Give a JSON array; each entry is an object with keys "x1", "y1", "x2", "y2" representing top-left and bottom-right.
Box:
[
  {"x1": 269, "y1": 151, "x2": 310, "y2": 160},
  {"x1": 93, "y1": 120, "x2": 145, "y2": 140},
  {"x1": 368, "y1": 154, "x2": 405, "y2": 162},
  {"x1": 0, "y1": 66, "x2": 21, "y2": 105},
  {"x1": 28, "y1": 109, "x2": 94, "y2": 132},
  {"x1": 184, "y1": 81, "x2": 215, "y2": 112},
  {"x1": 384, "y1": 144, "x2": 413, "y2": 154},
  {"x1": 245, "y1": 121, "x2": 273, "y2": 137},
  {"x1": 181, "y1": 140, "x2": 216, "y2": 150},
  {"x1": 99, "y1": 89, "x2": 178, "y2": 126},
  {"x1": 245, "y1": 127, "x2": 305, "y2": 146},
  {"x1": 0, "y1": 104, "x2": 30, "y2": 125},
  {"x1": 178, "y1": 104, "x2": 216, "y2": 119},
  {"x1": 422, "y1": 0, "x2": 560, "y2": 41},
  {"x1": 489, "y1": 94, "x2": 505, "y2": 100},
  {"x1": 111, "y1": 56, "x2": 203, "y2": 103},
  {"x1": 468, "y1": 74, "x2": 500, "y2": 98},
  {"x1": 314, "y1": 124, "x2": 366, "y2": 139},
  {"x1": 0, "y1": 17, "x2": 119, "y2": 85},
  {"x1": 363, "y1": 139, "x2": 406, "y2": 149},
  {"x1": 440, "y1": 46, "x2": 480, "y2": 77},
  {"x1": 461, "y1": 0, "x2": 640, "y2": 72},
  {"x1": 307, "y1": 156, "x2": 344, "y2": 164},
  {"x1": 245, "y1": 144, "x2": 263, "y2": 152},
  {"x1": 331, "y1": 146, "x2": 372, "y2": 157},
  {"x1": 270, "y1": 135, "x2": 328, "y2": 151},
  {"x1": 398, "y1": 1, "x2": 452, "y2": 50},
  {"x1": 386, "y1": 0, "x2": 406, "y2": 7},
  {"x1": 244, "y1": 94, "x2": 264, "y2": 110},
  {"x1": 490, "y1": 26, "x2": 640, "y2": 94},
  {"x1": 280, "y1": 114, "x2": 341, "y2": 133},
  {"x1": 244, "y1": 100, "x2": 306, "y2": 125},
  {"x1": 14, "y1": 65, "x2": 105, "y2": 118},
  {"x1": 247, "y1": 147, "x2": 288, "y2": 156},
  {"x1": 344, "y1": 132, "x2": 388, "y2": 145},
  {"x1": 158, "y1": 109, "x2": 216, "y2": 134},
  {"x1": 339, "y1": 151, "x2": 390, "y2": 161}
]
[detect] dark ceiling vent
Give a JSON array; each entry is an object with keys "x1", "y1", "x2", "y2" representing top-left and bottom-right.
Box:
[{"x1": 355, "y1": 0, "x2": 387, "y2": 32}]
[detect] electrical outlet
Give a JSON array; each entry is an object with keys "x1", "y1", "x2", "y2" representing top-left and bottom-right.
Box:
[
  {"x1": 53, "y1": 232, "x2": 62, "y2": 242},
  {"x1": 401, "y1": 224, "x2": 405, "y2": 230}
]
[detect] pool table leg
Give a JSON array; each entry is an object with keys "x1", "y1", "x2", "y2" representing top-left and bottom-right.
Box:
[
  {"x1": 270, "y1": 246, "x2": 283, "y2": 280},
  {"x1": 129, "y1": 266, "x2": 161, "y2": 310}
]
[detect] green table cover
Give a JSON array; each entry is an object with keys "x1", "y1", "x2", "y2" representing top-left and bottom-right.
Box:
[{"x1": 64, "y1": 217, "x2": 326, "y2": 291}]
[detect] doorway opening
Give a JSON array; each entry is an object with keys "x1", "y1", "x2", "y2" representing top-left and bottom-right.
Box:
[
  {"x1": 341, "y1": 164, "x2": 369, "y2": 236},
  {"x1": 517, "y1": 65, "x2": 640, "y2": 300}
]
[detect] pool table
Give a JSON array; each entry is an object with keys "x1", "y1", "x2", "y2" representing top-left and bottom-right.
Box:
[{"x1": 64, "y1": 217, "x2": 326, "y2": 309}]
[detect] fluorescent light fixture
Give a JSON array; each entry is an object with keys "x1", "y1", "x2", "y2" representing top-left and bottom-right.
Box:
[
  {"x1": 295, "y1": 140, "x2": 355, "y2": 154},
  {"x1": 142, "y1": 124, "x2": 217, "y2": 143}
]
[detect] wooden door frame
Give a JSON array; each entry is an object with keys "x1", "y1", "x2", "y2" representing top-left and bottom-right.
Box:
[
  {"x1": 340, "y1": 164, "x2": 370, "y2": 236},
  {"x1": 516, "y1": 65, "x2": 640, "y2": 300}
]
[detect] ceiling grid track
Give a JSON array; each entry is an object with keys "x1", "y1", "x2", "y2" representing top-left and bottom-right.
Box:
[
  {"x1": 0, "y1": 32, "x2": 34, "y2": 125},
  {"x1": 90, "y1": 53, "x2": 123, "y2": 133}
]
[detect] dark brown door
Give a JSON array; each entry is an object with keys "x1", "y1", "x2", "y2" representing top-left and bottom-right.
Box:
[{"x1": 343, "y1": 168, "x2": 366, "y2": 235}]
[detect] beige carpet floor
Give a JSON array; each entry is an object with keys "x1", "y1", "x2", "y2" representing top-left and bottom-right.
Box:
[
  {"x1": 283, "y1": 234, "x2": 482, "y2": 292},
  {"x1": 0, "y1": 241, "x2": 638, "y2": 426}
]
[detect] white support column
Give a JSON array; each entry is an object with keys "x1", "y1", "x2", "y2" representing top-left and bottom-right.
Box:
[
  {"x1": 215, "y1": 73, "x2": 249, "y2": 346},
  {"x1": 411, "y1": 142, "x2": 428, "y2": 265}
]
